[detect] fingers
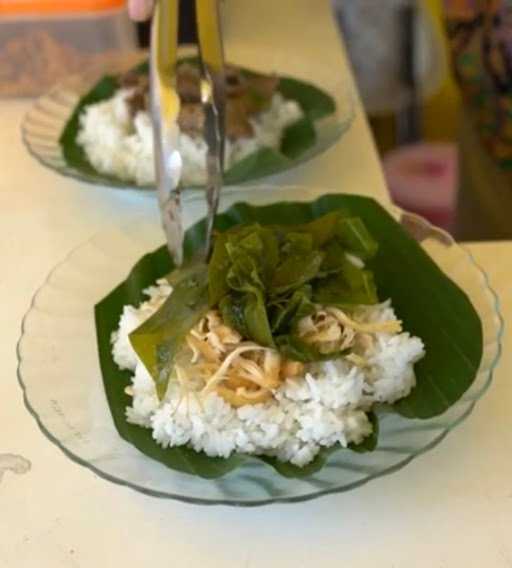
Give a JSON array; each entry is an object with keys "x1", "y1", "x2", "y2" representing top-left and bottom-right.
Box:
[{"x1": 128, "y1": 0, "x2": 154, "y2": 21}]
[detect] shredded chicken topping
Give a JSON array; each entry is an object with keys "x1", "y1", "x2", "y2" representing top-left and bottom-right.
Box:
[
  {"x1": 157, "y1": 306, "x2": 402, "y2": 408},
  {"x1": 298, "y1": 310, "x2": 357, "y2": 354},
  {"x1": 298, "y1": 306, "x2": 402, "y2": 356},
  {"x1": 176, "y1": 311, "x2": 303, "y2": 407}
]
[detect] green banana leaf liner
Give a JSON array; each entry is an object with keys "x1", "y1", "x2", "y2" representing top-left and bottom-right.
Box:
[
  {"x1": 60, "y1": 59, "x2": 337, "y2": 189},
  {"x1": 95, "y1": 195, "x2": 483, "y2": 479}
]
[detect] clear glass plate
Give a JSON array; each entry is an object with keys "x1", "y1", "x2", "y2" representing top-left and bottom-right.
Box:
[
  {"x1": 20, "y1": 50, "x2": 354, "y2": 193},
  {"x1": 17, "y1": 193, "x2": 503, "y2": 506}
]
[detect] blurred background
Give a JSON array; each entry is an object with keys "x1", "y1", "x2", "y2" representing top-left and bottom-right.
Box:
[{"x1": 1, "y1": 0, "x2": 509, "y2": 241}]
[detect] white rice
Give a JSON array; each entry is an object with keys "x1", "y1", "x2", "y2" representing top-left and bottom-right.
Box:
[
  {"x1": 111, "y1": 280, "x2": 425, "y2": 467},
  {"x1": 76, "y1": 88, "x2": 304, "y2": 187}
]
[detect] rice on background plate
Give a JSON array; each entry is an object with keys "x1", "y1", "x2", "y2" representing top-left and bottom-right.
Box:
[
  {"x1": 111, "y1": 279, "x2": 425, "y2": 468},
  {"x1": 77, "y1": 89, "x2": 303, "y2": 187}
]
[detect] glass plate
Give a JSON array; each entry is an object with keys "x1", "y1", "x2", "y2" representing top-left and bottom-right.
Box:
[
  {"x1": 17, "y1": 194, "x2": 503, "y2": 506},
  {"x1": 21, "y1": 50, "x2": 354, "y2": 192}
]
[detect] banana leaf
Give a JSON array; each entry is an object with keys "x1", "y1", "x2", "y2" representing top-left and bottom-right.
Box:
[
  {"x1": 94, "y1": 195, "x2": 483, "y2": 478},
  {"x1": 59, "y1": 60, "x2": 336, "y2": 189}
]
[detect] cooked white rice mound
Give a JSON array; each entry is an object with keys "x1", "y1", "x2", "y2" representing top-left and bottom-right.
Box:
[
  {"x1": 111, "y1": 279, "x2": 425, "y2": 467},
  {"x1": 76, "y1": 88, "x2": 304, "y2": 187}
]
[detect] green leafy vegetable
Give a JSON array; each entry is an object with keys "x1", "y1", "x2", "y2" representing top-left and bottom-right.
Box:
[
  {"x1": 223, "y1": 147, "x2": 291, "y2": 186},
  {"x1": 336, "y1": 217, "x2": 379, "y2": 260},
  {"x1": 95, "y1": 195, "x2": 483, "y2": 479},
  {"x1": 219, "y1": 293, "x2": 250, "y2": 338},
  {"x1": 277, "y1": 76, "x2": 337, "y2": 121},
  {"x1": 280, "y1": 116, "x2": 316, "y2": 160},
  {"x1": 270, "y1": 249, "x2": 324, "y2": 295},
  {"x1": 207, "y1": 212, "x2": 378, "y2": 356},
  {"x1": 224, "y1": 224, "x2": 278, "y2": 292},
  {"x1": 313, "y1": 257, "x2": 378, "y2": 306},
  {"x1": 320, "y1": 240, "x2": 348, "y2": 275},
  {"x1": 241, "y1": 288, "x2": 275, "y2": 347},
  {"x1": 212, "y1": 224, "x2": 279, "y2": 346},
  {"x1": 207, "y1": 232, "x2": 230, "y2": 305},
  {"x1": 281, "y1": 210, "x2": 350, "y2": 247},
  {"x1": 269, "y1": 284, "x2": 315, "y2": 334},
  {"x1": 129, "y1": 262, "x2": 209, "y2": 400}
]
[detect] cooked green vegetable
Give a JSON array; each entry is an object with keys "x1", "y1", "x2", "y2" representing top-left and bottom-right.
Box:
[
  {"x1": 286, "y1": 210, "x2": 350, "y2": 246},
  {"x1": 130, "y1": 209, "x2": 380, "y2": 398},
  {"x1": 129, "y1": 263, "x2": 209, "y2": 400},
  {"x1": 313, "y1": 257, "x2": 378, "y2": 306},
  {"x1": 336, "y1": 217, "x2": 379, "y2": 260},
  {"x1": 269, "y1": 284, "x2": 315, "y2": 334},
  {"x1": 207, "y1": 211, "x2": 379, "y2": 356}
]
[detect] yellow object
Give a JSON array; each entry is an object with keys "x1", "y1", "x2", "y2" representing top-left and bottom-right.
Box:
[
  {"x1": 196, "y1": 0, "x2": 225, "y2": 76},
  {"x1": 152, "y1": 0, "x2": 180, "y2": 124},
  {"x1": 421, "y1": 0, "x2": 461, "y2": 141}
]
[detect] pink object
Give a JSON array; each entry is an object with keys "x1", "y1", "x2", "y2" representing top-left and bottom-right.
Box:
[{"x1": 383, "y1": 143, "x2": 458, "y2": 232}]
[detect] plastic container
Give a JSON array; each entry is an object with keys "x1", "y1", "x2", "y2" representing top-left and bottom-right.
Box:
[
  {"x1": 0, "y1": 0, "x2": 137, "y2": 97},
  {"x1": 383, "y1": 143, "x2": 458, "y2": 233}
]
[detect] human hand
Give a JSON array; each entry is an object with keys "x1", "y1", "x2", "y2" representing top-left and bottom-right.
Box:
[{"x1": 128, "y1": 0, "x2": 154, "y2": 21}]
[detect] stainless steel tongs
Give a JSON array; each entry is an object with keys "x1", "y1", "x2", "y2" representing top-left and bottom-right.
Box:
[{"x1": 150, "y1": 0, "x2": 226, "y2": 266}]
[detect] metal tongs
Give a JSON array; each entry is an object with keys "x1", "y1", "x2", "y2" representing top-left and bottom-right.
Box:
[{"x1": 150, "y1": 0, "x2": 226, "y2": 266}]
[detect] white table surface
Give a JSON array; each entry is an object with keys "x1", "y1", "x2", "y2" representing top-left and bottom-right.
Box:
[{"x1": 1, "y1": 2, "x2": 511, "y2": 566}]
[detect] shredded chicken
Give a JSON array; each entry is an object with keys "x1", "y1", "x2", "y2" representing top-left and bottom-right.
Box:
[
  {"x1": 176, "y1": 310, "x2": 303, "y2": 407},
  {"x1": 280, "y1": 359, "x2": 304, "y2": 379},
  {"x1": 345, "y1": 353, "x2": 368, "y2": 368},
  {"x1": 297, "y1": 305, "x2": 401, "y2": 356},
  {"x1": 169, "y1": 304, "x2": 401, "y2": 408},
  {"x1": 215, "y1": 385, "x2": 272, "y2": 407},
  {"x1": 201, "y1": 343, "x2": 274, "y2": 393},
  {"x1": 298, "y1": 310, "x2": 356, "y2": 354},
  {"x1": 357, "y1": 333, "x2": 375, "y2": 351},
  {"x1": 187, "y1": 311, "x2": 242, "y2": 363},
  {"x1": 325, "y1": 306, "x2": 403, "y2": 334}
]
